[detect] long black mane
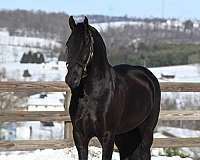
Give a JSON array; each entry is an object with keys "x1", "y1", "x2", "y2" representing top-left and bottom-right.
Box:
[{"x1": 86, "y1": 25, "x2": 110, "y2": 77}]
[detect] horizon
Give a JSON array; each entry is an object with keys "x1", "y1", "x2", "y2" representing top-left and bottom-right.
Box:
[
  {"x1": 0, "y1": 8, "x2": 199, "y2": 21},
  {"x1": 0, "y1": 0, "x2": 200, "y2": 20}
]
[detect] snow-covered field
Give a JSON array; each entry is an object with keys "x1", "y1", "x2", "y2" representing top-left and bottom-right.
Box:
[
  {"x1": 150, "y1": 64, "x2": 200, "y2": 82},
  {"x1": 0, "y1": 61, "x2": 67, "y2": 81},
  {"x1": 1, "y1": 62, "x2": 200, "y2": 82},
  {"x1": 0, "y1": 147, "x2": 193, "y2": 160}
]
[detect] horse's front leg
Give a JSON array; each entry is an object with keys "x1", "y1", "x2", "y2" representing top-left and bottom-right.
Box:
[
  {"x1": 73, "y1": 129, "x2": 89, "y2": 160},
  {"x1": 100, "y1": 131, "x2": 115, "y2": 160}
]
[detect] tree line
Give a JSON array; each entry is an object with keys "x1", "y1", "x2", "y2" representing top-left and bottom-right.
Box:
[
  {"x1": 100, "y1": 21, "x2": 200, "y2": 67},
  {"x1": 0, "y1": 9, "x2": 70, "y2": 42}
]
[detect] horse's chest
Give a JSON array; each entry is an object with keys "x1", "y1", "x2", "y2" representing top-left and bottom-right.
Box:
[
  {"x1": 70, "y1": 88, "x2": 116, "y2": 135},
  {"x1": 71, "y1": 97, "x2": 99, "y2": 132}
]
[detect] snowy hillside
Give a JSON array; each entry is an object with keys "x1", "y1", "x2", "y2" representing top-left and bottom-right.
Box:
[
  {"x1": 91, "y1": 21, "x2": 144, "y2": 32},
  {"x1": 91, "y1": 19, "x2": 186, "y2": 32},
  {"x1": 0, "y1": 28, "x2": 61, "y2": 63}
]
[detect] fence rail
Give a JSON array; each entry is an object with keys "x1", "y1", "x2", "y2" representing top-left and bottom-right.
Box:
[
  {"x1": 0, "y1": 138, "x2": 200, "y2": 151},
  {"x1": 0, "y1": 81, "x2": 200, "y2": 151},
  {"x1": 0, "y1": 140, "x2": 72, "y2": 151},
  {"x1": 0, "y1": 111, "x2": 200, "y2": 122},
  {"x1": 1, "y1": 81, "x2": 200, "y2": 92}
]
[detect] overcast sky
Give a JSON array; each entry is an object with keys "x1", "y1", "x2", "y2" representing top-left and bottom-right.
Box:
[{"x1": 1, "y1": 0, "x2": 200, "y2": 19}]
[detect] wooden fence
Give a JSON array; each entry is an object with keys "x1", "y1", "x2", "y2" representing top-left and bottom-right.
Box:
[{"x1": 0, "y1": 81, "x2": 200, "y2": 151}]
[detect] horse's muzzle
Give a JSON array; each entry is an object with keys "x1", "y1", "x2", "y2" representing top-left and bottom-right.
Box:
[{"x1": 65, "y1": 74, "x2": 81, "y2": 89}]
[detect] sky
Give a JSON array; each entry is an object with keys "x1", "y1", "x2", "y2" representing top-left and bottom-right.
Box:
[{"x1": 0, "y1": 0, "x2": 200, "y2": 19}]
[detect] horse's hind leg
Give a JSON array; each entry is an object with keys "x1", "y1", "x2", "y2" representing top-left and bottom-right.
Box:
[
  {"x1": 131, "y1": 102, "x2": 160, "y2": 160},
  {"x1": 115, "y1": 128, "x2": 142, "y2": 160},
  {"x1": 130, "y1": 129, "x2": 153, "y2": 160}
]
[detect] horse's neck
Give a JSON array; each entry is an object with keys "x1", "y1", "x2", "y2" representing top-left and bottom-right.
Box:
[
  {"x1": 88, "y1": 30, "x2": 111, "y2": 80},
  {"x1": 83, "y1": 29, "x2": 114, "y2": 91}
]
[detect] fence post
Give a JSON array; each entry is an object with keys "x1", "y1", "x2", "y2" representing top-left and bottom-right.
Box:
[{"x1": 64, "y1": 89, "x2": 72, "y2": 140}]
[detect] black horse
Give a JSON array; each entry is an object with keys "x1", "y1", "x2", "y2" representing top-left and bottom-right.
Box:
[{"x1": 65, "y1": 16, "x2": 161, "y2": 160}]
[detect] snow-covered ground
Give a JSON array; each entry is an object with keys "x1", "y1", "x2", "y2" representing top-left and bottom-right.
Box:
[
  {"x1": 150, "y1": 64, "x2": 200, "y2": 82},
  {"x1": 1, "y1": 62, "x2": 200, "y2": 82},
  {"x1": 15, "y1": 121, "x2": 64, "y2": 140},
  {"x1": 27, "y1": 92, "x2": 65, "y2": 111},
  {"x1": 0, "y1": 61, "x2": 67, "y2": 81},
  {"x1": 157, "y1": 127, "x2": 200, "y2": 158},
  {"x1": 150, "y1": 64, "x2": 200, "y2": 109},
  {"x1": 158, "y1": 127, "x2": 200, "y2": 138},
  {"x1": 0, "y1": 147, "x2": 193, "y2": 160}
]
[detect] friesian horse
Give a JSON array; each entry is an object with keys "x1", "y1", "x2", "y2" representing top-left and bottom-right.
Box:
[{"x1": 65, "y1": 16, "x2": 161, "y2": 160}]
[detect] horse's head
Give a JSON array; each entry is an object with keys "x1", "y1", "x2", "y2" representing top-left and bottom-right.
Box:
[{"x1": 65, "y1": 16, "x2": 94, "y2": 89}]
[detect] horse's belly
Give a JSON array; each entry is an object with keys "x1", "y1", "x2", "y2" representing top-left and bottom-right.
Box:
[
  {"x1": 116, "y1": 90, "x2": 152, "y2": 134},
  {"x1": 117, "y1": 111, "x2": 149, "y2": 134}
]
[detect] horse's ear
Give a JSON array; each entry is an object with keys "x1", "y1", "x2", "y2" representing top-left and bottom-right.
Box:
[
  {"x1": 84, "y1": 16, "x2": 89, "y2": 28},
  {"x1": 69, "y1": 16, "x2": 76, "y2": 30},
  {"x1": 84, "y1": 16, "x2": 88, "y2": 25}
]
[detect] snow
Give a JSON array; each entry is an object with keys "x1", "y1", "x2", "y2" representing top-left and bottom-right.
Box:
[
  {"x1": 150, "y1": 64, "x2": 200, "y2": 82},
  {"x1": 27, "y1": 92, "x2": 65, "y2": 111},
  {"x1": 157, "y1": 127, "x2": 200, "y2": 158},
  {"x1": 158, "y1": 127, "x2": 200, "y2": 138},
  {"x1": 16, "y1": 121, "x2": 64, "y2": 140},
  {"x1": 91, "y1": 20, "x2": 186, "y2": 32},
  {"x1": 0, "y1": 147, "x2": 193, "y2": 160},
  {"x1": 150, "y1": 64, "x2": 200, "y2": 109},
  {"x1": 1, "y1": 62, "x2": 200, "y2": 82},
  {"x1": 0, "y1": 30, "x2": 60, "y2": 48},
  {"x1": 0, "y1": 61, "x2": 67, "y2": 81}
]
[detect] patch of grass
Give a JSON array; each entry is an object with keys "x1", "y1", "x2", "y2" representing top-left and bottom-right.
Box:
[{"x1": 164, "y1": 148, "x2": 190, "y2": 158}]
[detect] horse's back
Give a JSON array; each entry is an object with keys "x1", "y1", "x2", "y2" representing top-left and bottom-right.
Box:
[
  {"x1": 113, "y1": 64, "x2": 160, "y2": 94},
  {"x1": 113, "y1": 64, "x2": 160, "y2": 134}
]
